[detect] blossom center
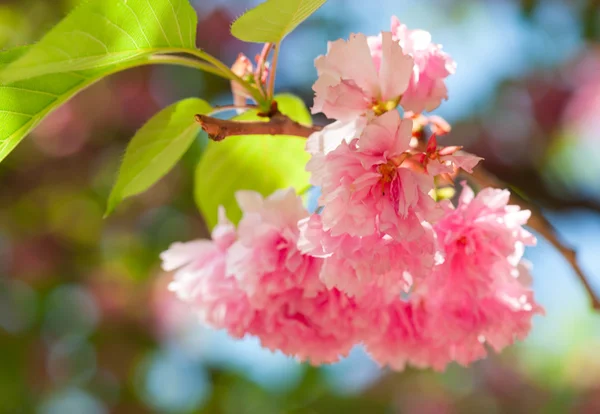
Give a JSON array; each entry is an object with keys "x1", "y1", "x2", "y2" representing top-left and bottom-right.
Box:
[
  {"x1": 377, "y1": 161, "x2": 398, "y2": 195},
  {"x1": 372, "y1": 97, "x2": 401, "y2": 116}
]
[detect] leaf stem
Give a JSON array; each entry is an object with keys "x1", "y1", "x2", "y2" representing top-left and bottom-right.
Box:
[
  {"x1": 267, "y1": 43, "x2": 280, "y2": 98},
  {"x1": 149, "y1": 54, "x2": 225, "y2": 78},
  {"x1": 186, "y1": 49, "x2": 267, "y2": 106}
]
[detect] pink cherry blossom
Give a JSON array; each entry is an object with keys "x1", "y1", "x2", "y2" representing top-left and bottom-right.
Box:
[
  {"x1": 365, "y1": 300, "x2": 453, "y2": 371},
  {"x1": 306, "y1": 110, "x2": 440, "y2": 239},
  {"x1": 162, "y1": 208, "x2": 253, "y2": 338},
  {"x1": 226, "y1": 189, "x2": 323, "y2": 306},
  {"x1": 305, "y1": 116, "x2": 368, "y2": 156},
  {"x1": 420, "y1": 135, "x2": 483, "y2": 177},
  {"x1": 299, "y1": 214, "x2": 436, "y2": 302},
  {"x1": 416, "y1": 185, "x2": 542, "y2": 365},
  {"x1": 391, "y1": 16, "x2": 457, "y2": 114},
  {"x1": 312, "y1": 32, "x2": 414, "y2": 121},
  {"x1": 249, "y1": 286, "x2": 367, "y2": 364},
  {"x1": 162, "y1": 189, "x2": 373, "y2": 364}
]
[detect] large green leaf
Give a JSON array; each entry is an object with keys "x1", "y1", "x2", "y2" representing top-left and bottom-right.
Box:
[
  {"x1": 195, "y1": 94, "x2": 311, "y2": 228},
  {"x1": 0, "y1": 49, "x2": 178, "y2": 163},
  {"x1": 231, "y1": 0, "x2": 327, "y2": 43},
  {"x1": 106, "y1": 98, "x2": 211, "y2": 216},
  {"x1": 0, "y1": 0, "x2": 198, "y2": 83}
]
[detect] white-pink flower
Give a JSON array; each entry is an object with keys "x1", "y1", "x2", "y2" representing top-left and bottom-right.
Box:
[
  {"x1": 162, "y1": 189, "x2": 370, "y2": 364},
  {"x1": 299, "y1": 214, "x2": 436, "y2": 302},
  {"x1": 162, "y1": 208, "x2": 253, "y2": 338},
  {"x1": 226, "y1": 189, "x2": 323, "y2": 306},
  {"x1": 312, "y1": 32, "x2": 414, "y2": 121},
  {"x1": 390, "y1": 16, "x2": 457, "y2": 114},
  {"x1": 250, "y1": 286, "x2": 367, "y2": 364},
  {"x1": 415, "y1": 185, "x2": 542, "y2": 364},
  {"x1": 307, "y1": 110, "x2": 440, "y2": 239},
  {"x1": 364, "y1": 300, "x2": 453, "y2": 371}
]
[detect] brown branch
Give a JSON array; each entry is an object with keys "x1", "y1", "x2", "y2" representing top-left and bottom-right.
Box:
[
  {"x1": 195, "y1": 113, "x2": 321, "y2": 141},
  {"x1": 469, "y1": 166, "x2": 600, "y2": 311}
]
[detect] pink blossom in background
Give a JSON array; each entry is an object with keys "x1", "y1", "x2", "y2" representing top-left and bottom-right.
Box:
[
  {"x1": 312, "y1": 32, "x2": 414, "y2": 121},
  {"x1": 307, "y1": 110, "x2": 440, "y2": 240},
  {"x1": 562, "y1": 52, "x2": 600, "y2": 144}
]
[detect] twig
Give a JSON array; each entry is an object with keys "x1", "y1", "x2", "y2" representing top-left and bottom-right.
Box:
[
  {"x1": 195, "y1": 113, "x2": 321, "y2": 141},
  {"x1": 469, "y1": 166, "x2": 600, "y2": 311}
]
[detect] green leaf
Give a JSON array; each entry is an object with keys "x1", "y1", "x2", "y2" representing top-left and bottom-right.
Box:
[
  {"x1": 231, "y1": 0, "x2": 327, "y2": 43},
  {"x1": 195, "y1": 94, "x2": 311, "y2": 228},
  {"x1": 0, "y1": 0, "x2": 198, "y2": 83},
  {"x1": 106, "y1": 98, "x2": 211, "y2": 216},
  {"x1": 0, "y1": 49, "x2": 174, "y2": 163}
]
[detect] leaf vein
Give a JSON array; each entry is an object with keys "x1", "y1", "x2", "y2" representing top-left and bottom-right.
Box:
[
  {"x1": 88, "y1": 11, "x2": 140, "y2": 49},
  {"x1": 145, "y1": 0, "x2": 172, "y2": 46},
  {"x1": 166, "y1": 0, "x2": 185, "y2": 45},
  {"x1": 120, "y1": 0, "x2": 151, "y2": 46},
  {"x1": 63, "y1": 30, "x2": 110, "y2": 53}
]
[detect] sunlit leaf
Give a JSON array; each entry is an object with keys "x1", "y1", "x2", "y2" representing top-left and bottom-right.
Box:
[
  {"x1": 231, "y1": 0, "x2": 327, "y2": 43},
  {"x1": 106, "y1": 98, "x2": 212, "y2": 216},
  {"x1": 0, "y1": 0, "x2": 198, "y2": 83},
  {"x1": 195, "y1": 94, "x2": 311, "y2": 228},
  {"x1": 0, "y1": 48, "x2": 169, "y2": 163}
]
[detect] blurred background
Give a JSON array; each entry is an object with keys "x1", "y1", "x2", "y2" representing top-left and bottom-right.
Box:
[{"x1": 1, "y1": 0, "x2": 600, "y2": 412}]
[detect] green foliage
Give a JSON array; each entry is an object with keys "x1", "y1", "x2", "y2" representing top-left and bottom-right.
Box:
[
  {"x1": 106, "y1": 98, "x2": 212, "y2": 216},
  {"x1": 195, "y1": 94, "x2": 311, "y2": 228},
  {"x1": 0, "y1": 0, "x2": 198, "y2": 83},
  {"x1": 231, "y1": 0, "x2": 327, "y2": 43},
  {"x1": 0, "y1": 48, "x2": 161, "y2": 163}
]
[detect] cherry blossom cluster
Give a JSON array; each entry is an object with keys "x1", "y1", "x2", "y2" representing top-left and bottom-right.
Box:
[{"x1": 161, "y1": 17, "x2": 543, "y2": 370}]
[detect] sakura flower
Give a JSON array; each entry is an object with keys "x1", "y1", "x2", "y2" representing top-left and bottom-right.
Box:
[
  {"x1": 299, "y1": 214, "x2": 436, "y2": 302},
  {"x1": 162, "y1": 208, "x2": 253, "y2": 338},
  {"x1": 365, "y1": 300, "x2": 453, "y2": 371},
  {"x1": 312, "y1": 32, "x2": 414, "y2": 122},
  {"x1": 250, "y1": 286, "x2": 367, "y2": 364},
  {"x1": 307, "y1": 110, "x2": 440, "y2": 239},
  {"x1": 163, "y1": 189, "x2": 369, "y2": 364},
  {"x1": 419, "y1": 134, "x2": 482, "y2": 177},
  {"x1": 413, "y1": 185, "x2": 542, "y2": 365},
  {"x1": 391, "y1": 16, "x2": 457, "y2": 113},
  {"x1": 433, "y1": 184, "x2": 536, "y2": 287},
  {"x1": 226, "y1": 189, "x2": 323, "y2": 306},
  {"x1": 305, "y1": 116, "x2": 368, "y2": 156}
]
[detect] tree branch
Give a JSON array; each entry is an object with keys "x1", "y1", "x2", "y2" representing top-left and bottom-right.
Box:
[
  {"x1": 195, "y1": 113, "x2": 321, "y2": 141},
  {"x1": 468, "y1": 166, "x2": 600, "y2": 311}
]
